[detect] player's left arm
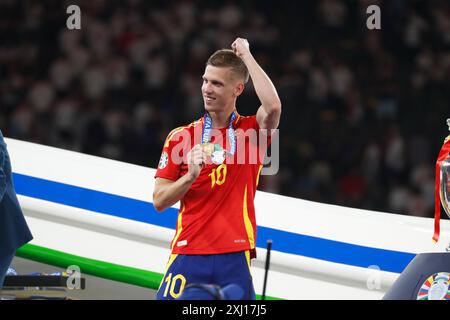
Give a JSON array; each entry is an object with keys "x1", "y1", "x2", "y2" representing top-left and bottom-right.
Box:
[{"x1": 232, "y1": 38, "x2": 282, "y2": 130}]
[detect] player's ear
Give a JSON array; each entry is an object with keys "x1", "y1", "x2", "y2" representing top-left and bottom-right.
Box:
[{"x1": 234, "y1": 83, "x2": 244, "y2": 97}]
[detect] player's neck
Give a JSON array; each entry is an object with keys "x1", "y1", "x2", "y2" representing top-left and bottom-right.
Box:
[{"x1": 208, "y1": 109, "x2": 235, "y2": 129}]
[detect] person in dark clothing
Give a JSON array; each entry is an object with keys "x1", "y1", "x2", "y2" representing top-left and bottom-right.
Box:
[{"x1": 0, "y1": 130, "x2": 33, "y2": 286}]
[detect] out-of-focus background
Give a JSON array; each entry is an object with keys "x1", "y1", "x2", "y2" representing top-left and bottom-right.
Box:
[{"x1": 1, "y1": 0, "x2": 449, "y2": 218}]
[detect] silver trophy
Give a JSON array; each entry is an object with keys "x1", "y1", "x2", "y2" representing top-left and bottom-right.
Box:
[
  {"x1": 440, "y1": 119, "x2": 450, "y2": 252},
  {"x1": 383, "y1": 119, "x2": 450, "y2": 300},
  {"x1": 440, "y1": 119, "x2": 450, "y2": 219}
]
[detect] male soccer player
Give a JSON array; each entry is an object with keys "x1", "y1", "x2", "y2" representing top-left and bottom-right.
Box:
[
  {"x1": 153, "y1": 38, "x2": 281, "y2": 300},
  {"x1": 0, "y1": 130, "x2": 33, "y2": 286}
]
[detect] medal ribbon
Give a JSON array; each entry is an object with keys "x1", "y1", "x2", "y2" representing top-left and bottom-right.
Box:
[
  {"x1": 202, "y1": 111, "x2": 237, "y2": 156},
  {"x1": 433, "y1": 135, "x2": 450, "y2": 243}
]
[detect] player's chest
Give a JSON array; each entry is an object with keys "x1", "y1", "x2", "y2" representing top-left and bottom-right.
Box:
[{"x1": 182, "y1": 162, "x2": 253, "y2": 192}]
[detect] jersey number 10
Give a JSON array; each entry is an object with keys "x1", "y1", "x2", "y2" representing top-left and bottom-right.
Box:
[{"x1": 208, "y1": 164, "x2": 227, "y2": 188}]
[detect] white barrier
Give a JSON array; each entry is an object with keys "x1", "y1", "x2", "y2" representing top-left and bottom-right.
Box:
[{"x1": 6, "y1": 138, "x2": 450, "y2": 300}]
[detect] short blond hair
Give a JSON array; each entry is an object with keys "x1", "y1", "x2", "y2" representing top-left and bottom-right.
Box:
[{"x1": 206, "y1": 49, "x2": 249, "y2": 83}]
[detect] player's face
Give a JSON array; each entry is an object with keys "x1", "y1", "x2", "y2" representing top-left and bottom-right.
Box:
[{"x1": 201, "y1": 65, "x2": 242, "y2": 112}]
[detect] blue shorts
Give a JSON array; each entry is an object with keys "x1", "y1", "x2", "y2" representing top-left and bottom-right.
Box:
[{"x1": 156, "y1": 251, "x2": 255, "y2": 300}]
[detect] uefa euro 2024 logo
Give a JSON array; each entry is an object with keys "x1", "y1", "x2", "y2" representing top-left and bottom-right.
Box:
[{"x1": 417, "y1": 272, "x2": 450, "y2": 300}]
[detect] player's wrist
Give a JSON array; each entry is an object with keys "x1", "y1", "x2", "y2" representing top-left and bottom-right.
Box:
[
  {"x1": 185, "y1": 170, "x2": 198, "y2": 183},
  {"x1": 239, "y1": 51, "x2": 253, "y2": 64}
]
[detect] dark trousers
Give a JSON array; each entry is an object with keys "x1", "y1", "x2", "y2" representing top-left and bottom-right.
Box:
[{"x1": 0, "y1": 251, "x2": 15, "y2": 287}]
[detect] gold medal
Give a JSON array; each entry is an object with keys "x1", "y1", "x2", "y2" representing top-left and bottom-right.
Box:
[
  {"x1": 201, "y1": 143, "x2": 215, "y2": 157},
  {"x1": 202, "y1": 143, "x2": 228, "y2": 164}
]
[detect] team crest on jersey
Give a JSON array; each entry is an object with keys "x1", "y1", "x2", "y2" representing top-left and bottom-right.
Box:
[
  {"x1": 158, "y1": 151, "x2": 169, "y2": 169},
  {"x1": 417, "y1": 272, "x2": 450, "y2": 300}
]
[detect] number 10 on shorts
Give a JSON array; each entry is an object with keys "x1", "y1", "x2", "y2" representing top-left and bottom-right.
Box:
[{"x1": 163, "y1": 273, "x2": 187, "y2": 299}]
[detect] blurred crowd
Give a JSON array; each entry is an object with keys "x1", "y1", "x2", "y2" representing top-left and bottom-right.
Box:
[{"x1": 1, "y1": 0, "x2": 449, "y2": 218}]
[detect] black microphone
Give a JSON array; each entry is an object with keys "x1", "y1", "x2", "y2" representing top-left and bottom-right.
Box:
[{"x1": 262, "y1": 239, "x2": 272, "y2": 301}]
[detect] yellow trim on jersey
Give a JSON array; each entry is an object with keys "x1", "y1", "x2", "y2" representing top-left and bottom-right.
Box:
[
  {"x1": 234, "y1": 114, "x2": 241, "y2": 126},
  {"x1": 164, "y1": 120, "x2": 201, "y2": 148},
  {"x1": 245, "y1": 250, "x2": 251, "y2": 273},
  {"x1": 242, "y1": 185, "x2": 255, "y2": 249},
  {"x1": 170, "y1": 202, "x2": 185, "y2": 251},
  {"x1": 164, "y1": 127, "x2": 185, "y2": 148},
  {"x1": 158, "y1": 253, "x2": 179, "y2": 290},
  {"x1": 256, "y1": 164, "x2": 263, "y2": 187}
]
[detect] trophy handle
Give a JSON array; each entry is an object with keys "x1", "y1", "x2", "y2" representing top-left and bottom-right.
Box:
[{"x1": 440, "y1": 161, "x2": 450, "y2": 219}]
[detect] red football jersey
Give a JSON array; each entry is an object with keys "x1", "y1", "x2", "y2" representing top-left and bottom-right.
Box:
[{"x1": 155, "y1": 114, "x2": 269, "y2": 259}]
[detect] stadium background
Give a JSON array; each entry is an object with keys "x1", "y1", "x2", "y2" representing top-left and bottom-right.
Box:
[{"x1": 1, "y1": 0, "x2": 449, "y2": 219}]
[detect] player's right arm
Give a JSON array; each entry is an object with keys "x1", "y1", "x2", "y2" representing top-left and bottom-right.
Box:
[{"x1": 153, "y1": 144, "x2": 205, "y2": 212}]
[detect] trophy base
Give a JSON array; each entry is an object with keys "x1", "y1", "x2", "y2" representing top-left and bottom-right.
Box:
[{"x1": 383, "y1": 252, "x2": 450, "y2": 300}]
